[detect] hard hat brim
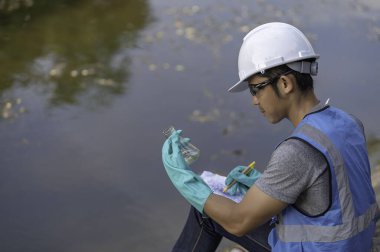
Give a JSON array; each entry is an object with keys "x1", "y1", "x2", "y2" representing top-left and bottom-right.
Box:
[
  {"x1": 228, "y1": 56, "x2": 320, "y2": 93},
  {"x1": 228, "y1": 79, "x2": 247, "y2": 92}
]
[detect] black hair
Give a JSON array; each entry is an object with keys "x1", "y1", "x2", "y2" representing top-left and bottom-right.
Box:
[{"x1": 259, "y1": 63, "x2": 314, "y2": 96}]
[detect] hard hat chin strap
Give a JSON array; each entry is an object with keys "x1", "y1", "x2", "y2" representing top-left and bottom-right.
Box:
[{"x1": 287, "y1": 61, "x2": 318, "y2": 76}]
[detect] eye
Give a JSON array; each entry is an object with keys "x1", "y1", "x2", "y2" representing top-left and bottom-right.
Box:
[{"x1": 249, "y1": 85, "x2": 260, "y2": 96}]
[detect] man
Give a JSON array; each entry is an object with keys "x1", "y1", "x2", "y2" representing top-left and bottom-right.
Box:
[{"x1": 162, "y1": 22, "x2": 378, "y2": 251}]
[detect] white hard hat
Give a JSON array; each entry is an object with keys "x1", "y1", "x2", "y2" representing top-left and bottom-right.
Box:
[{"x1": 228, "y1": 22, "x2": 319, "y2": 92}]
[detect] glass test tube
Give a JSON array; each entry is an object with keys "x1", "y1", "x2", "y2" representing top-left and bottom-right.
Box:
[{"x1": 163, "y1": 126, "x2": 200, "y2": 165}]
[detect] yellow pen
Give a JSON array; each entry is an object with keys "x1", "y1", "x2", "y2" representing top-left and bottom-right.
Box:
[{"x1": 223, "y1": 161, "x2": 256, "y2": 193}]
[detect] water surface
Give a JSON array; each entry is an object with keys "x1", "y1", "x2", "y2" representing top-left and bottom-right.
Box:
[{"x1": 1, "y1": 0, "x2": 380, "y2": 251}]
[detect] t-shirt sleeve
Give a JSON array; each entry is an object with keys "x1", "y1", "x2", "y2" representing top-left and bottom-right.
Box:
[{"x1": 254, "y1": 138, "x2": 327, "y2": 204}]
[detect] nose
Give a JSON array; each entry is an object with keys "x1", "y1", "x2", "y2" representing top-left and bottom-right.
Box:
[{"x1": 252, "y1": 95, "x2": 259, "y2": 106}]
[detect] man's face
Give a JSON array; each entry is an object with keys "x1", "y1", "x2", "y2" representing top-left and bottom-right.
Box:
[{"x1": 248, "y1": 75, "x2": 287, "y2": 124}]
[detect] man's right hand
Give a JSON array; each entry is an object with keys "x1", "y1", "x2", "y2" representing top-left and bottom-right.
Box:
[{"x1": 225, "y1": 166, "x2": 262, "y2": 195}]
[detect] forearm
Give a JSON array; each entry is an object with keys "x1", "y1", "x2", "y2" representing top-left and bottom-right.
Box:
[
  {"x1": 204, "y1": 194, "x2": 266, "y2": 236},
  {"x1": 204, "y1": 194, "x2": 244, "y2": 236},
  {"x1": 204, "y1": 186, "x2": 287, "y2": 236}
]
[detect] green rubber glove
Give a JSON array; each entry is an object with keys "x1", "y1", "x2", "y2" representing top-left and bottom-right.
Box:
[
  {"x1": 162, "y1": 130, "x2": 212, "y2": 213},
  {"x1": 225, "y1": 165, "x2": 262, "y2": 195}
]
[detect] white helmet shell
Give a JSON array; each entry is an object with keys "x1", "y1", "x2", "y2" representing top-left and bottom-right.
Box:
[{"x1": 228, "y1": 22, "x2": 319, "y2": 92}]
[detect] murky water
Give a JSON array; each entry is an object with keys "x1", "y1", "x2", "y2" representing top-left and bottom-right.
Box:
[{"x1": 1, "y1": 0, "x2": 380, "y2": 251}]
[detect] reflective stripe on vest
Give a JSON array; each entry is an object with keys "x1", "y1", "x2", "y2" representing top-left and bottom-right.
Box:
[{"x1": 276, "y1": 123, "x2": 378, "y2": 243}]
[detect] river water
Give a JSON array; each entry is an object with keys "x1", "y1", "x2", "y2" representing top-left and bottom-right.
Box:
[{"x1": 1, "y1": 0, "x2": 380, "y2": 251}]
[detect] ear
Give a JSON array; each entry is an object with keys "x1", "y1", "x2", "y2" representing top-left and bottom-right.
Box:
[{"x1": 278, "y1": 75, "x2": 295, "y2": 95}]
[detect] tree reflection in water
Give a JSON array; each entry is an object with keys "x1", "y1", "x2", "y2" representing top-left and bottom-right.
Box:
[{"x1": 0, "y1": 0, "x2": 151, "y2": 111}]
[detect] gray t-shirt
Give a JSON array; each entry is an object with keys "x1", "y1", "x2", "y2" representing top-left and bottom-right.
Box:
[{"x1": 255, "y1": 138, "x2": 330, "y2": 216}]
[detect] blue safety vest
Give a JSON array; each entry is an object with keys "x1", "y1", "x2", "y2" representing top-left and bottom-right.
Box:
[{"x1": 268, "y1": 105, "x2": 378, "y2": 251}]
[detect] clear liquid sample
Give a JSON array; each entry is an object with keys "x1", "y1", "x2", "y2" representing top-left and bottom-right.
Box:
[{"x1": 163, "y1": 126, "x2": 200, "y2": 165}]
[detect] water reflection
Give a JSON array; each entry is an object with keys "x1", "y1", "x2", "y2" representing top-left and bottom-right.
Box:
[{"x1": 0, "y1": 0, "x2": 151, "y2": 111}]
